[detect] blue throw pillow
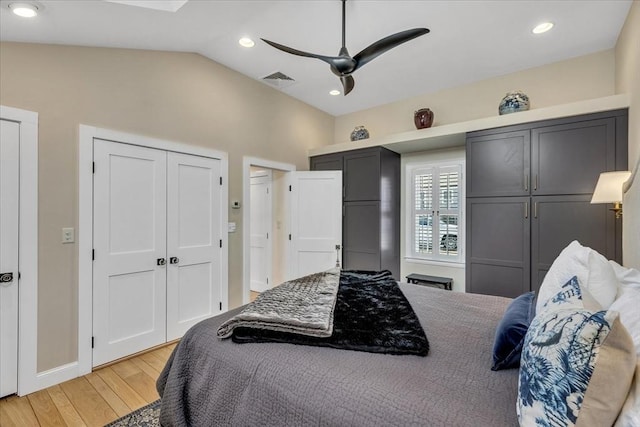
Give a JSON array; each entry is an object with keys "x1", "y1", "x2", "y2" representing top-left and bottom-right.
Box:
[{"x1": 491, "y1": 291, "x2": 536, "y2": 371}]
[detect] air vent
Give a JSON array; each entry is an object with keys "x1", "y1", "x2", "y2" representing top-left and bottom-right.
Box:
[{"x1": 262, "y1": 71, "x2": 296, "y2": 89}]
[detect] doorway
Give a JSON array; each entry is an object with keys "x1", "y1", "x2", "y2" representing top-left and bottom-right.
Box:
[{"x1": 242, "y1": 157, "x2": 343, "y2": 304}]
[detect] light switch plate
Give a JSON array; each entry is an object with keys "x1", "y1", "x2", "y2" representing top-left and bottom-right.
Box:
[{"x1": 62, "y1": 227, "x2": 75, "y2": 243}]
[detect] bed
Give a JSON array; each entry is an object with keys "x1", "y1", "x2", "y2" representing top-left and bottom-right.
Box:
[{"x1": 156, "y1": 282, "x2": 519, "y2": 426}]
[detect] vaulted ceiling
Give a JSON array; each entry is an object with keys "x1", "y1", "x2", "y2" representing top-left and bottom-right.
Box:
[{"x1": 0, "y1": 0, "x2": 632, "y2": 116}]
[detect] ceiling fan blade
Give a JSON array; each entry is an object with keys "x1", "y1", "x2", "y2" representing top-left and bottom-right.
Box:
[
  {"x1": 341, "y1": 75, "x2": 355, "y2": 95},
  {"x1": 353, "y1": 28, "x2": 429, "y2": 70},
  {"x1": 261, "y1": 38, "x2": 338, "y2": 64}
]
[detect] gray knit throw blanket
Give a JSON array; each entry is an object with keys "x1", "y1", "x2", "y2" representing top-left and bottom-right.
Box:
[{"x1": 217, "y1": 268, "x2": 341, "y2": 339}]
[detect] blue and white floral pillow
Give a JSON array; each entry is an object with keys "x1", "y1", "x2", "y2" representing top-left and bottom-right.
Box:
[{"x1": 517, "y1": 277, "x2": 636, "y2": 427}]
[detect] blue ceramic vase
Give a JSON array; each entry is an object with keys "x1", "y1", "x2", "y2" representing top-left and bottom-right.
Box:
[
  {"x1": 350, "y1": 126, "x2": 369, "y2": 141},
  {"x1": 499, "y1": 91, "x2": 530, "y2": 115}
]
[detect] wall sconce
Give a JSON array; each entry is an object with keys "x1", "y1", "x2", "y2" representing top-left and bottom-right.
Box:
[{"x1": 590, "y1": 171, "x2": 632, "y2": 218}]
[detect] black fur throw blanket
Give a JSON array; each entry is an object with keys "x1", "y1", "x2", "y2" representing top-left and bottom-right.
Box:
[{"x1": 232, "y1": 270, "x2": 429, "y2": 356}]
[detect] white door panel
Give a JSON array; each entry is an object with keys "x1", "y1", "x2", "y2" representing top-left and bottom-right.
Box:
[
  {"x1": 250, "y1": 171, "x2": 272, "y2": 292},
  {"x1": 0, "y1": 119, "x2": 20, "y2": 397},
  {"x1": 93, "y1": 139, "x2": 167, "y2": 366},
  {"x1": 166, "y1": 153, "x2": 221, "y2": 341},
  {"x1": 288, "y1": 171, "x2": 342, "y2": 280}
]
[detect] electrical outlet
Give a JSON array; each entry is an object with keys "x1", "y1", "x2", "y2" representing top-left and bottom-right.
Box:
[{"x1": 62, "y1": 227, "x2": 75, "y2": 244}]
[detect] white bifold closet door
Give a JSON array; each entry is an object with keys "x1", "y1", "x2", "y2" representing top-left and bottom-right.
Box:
[
  {"x1": 250, "y1": 170, "x2": 272, "y2": 293},
  {"x1": 166, "y1": 152, "x2": 221, "y2": 341},
  {"x1": 93, "y1": 140, "x2": 221, "y2": 366},
  {"x1": 0, "y1": 118, "x2": 20, "y2": 398},
  {"x1": 93, "y1": 141, "x2": 168, "y2": 366}
]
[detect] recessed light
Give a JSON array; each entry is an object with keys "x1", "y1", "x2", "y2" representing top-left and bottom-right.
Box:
[
  {"x1": 532, "y1": 22, "x2": 554, "y2": 34},
  {"x1": 329, "y1": 89, "x2": 341, "y2": 96},
  {"x1": 239, "y1": 37, "x2": 255, "y2": 48},
  {"x1": 8, "y1": 2, "x2": 38, "y2": 18}
]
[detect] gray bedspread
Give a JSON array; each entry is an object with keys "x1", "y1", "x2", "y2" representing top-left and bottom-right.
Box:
[{"x1": 157, "y1": 284, "x2": 519, "y2": 426}]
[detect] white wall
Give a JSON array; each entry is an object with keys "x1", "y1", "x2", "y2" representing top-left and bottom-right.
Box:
[{"x1": 401, "y1": 147, "x2": 466, "y2": 292}]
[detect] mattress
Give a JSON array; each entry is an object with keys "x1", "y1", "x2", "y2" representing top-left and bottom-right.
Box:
[{"x1": 157, "y1": 283, "x2": 519, "y2": 426}]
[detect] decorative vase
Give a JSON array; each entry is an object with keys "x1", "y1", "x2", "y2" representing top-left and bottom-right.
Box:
[
  {"x1": 350, "y1": 126, "x2": 369, "y2": 141},
  {"x1": 499, "y1": 91, "x2": 530, "y2": 115},
  {"x1": 414, "y1": 108, "x2": 434, "y2": 129}
]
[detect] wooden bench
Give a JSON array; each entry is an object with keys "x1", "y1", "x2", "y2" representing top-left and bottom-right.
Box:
[{"x1": 405, "y1": 273, "x2": 453, "y2": 291}]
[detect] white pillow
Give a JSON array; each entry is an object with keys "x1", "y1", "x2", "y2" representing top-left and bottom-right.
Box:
[
  {"x1": 610, "y1": 260, "x2": 640, "y2": 292},
  {"x1": 536, "y1": 241, "x2": 619, "y2": 314}
]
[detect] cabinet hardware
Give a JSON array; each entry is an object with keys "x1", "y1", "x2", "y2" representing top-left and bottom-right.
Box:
[
  {"x1": 0, "y1": 272, "x2": 14, "y2": 283},
  {"x1": 525, "y1": 174, "x2": 529, "y2": 191},
  {"x1": 524, "y1": 202, "x2": 528, "y2": 219},
  {"x1": 157, "y1": 258, "x2": 166, "y2": 266},
  {"x1": 169, "y1": 257, "x2": 179, "y2": 264},
  {"x1": 534, "y1": 174, "x2": 538, "y2": 191},
  {"x1": 534, "y1": 202, "x2": 538, "y2": 218}
]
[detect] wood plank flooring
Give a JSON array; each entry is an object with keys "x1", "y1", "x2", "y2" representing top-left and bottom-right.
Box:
[{"x1": 0, "y1": 343, "x2": 176, "y2": 427}]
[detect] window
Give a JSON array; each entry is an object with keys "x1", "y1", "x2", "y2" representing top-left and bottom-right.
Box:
[{"x1": 408, "y1": 162, "x2": 464, "y2": 263}]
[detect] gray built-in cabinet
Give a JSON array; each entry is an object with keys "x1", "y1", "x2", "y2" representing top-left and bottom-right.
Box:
[
  {"x1": 310, "y1": 147, "x2": 400, "y2": 279},
  {"x1": 466, "y1": 109, "x2": 628, "y2": 298}
]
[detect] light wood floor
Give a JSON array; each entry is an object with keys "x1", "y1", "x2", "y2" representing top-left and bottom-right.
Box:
[
  {"x1": 0, "y1": 343, "x2": 176, "y2": 427},
  {"x1": 250, "y1": 291, "x2": 260, "y2": 302}
]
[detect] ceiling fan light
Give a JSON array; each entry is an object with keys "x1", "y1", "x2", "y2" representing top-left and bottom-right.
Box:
[
  {"x1": 329, "y1": 89, "x2": 341, "y2": 96},
  {"x1": 9, "y1": 2, "x2": 38, "y2": 17},
  {"x1": 532, "y1": 22, "x2": 554, "y2": 34},
  {"x1": 238, "y1": 37, "x2": 255, "y2": 48}
]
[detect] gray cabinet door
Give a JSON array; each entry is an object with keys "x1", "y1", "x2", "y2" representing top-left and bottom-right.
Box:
[
  {"x1": 531, "y1": 195, "x2": 617, "y2": 293},
  {"x1": 344, "y1": 150, "x2": 381, "y2": 201},
  {"x1": 343, "y1": 201, "x2": 381, "y2": 272},
  {"x1": 466, "y1": 197, "x2": 530, "y2": 298},
  {"x1": 531, "y1": 118, "x2": 616, "y2": 195},
  {"x1": 467, "y1": 130, "x2": 530, "y2": 197},
  {"x1": 310, "y1": 153, "x2": 343, "y2": 171}
]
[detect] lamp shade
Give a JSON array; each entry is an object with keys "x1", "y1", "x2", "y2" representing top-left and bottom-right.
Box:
[{"x1": 590, "y1": 171, "x2": 632, "y2": 204}]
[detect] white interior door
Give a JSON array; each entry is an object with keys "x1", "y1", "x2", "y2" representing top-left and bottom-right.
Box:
[
  {"x1": 166, "y1": 152, "x2": 222, "y2": 341},
  {"x1": 93, "y1": 139, "x2": 167, "y2": 366},
  {"x1": 250, "y1": 170, "x2": 272, "y2": 292},
  {"x1": 0, "y1": 119, "x2": 20, "y2": 397},
  {"x1": 288, "y1": 171, "x2": 342, "y2": 279}
]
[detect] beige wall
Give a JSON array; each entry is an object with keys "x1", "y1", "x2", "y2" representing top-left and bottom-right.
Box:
[
  {"x1": 335, "y1": 49, "x2": 616, "y2": 143},
  {"x1": 0, "y1": 42, "x2": 334, "y2": 371},
  {"x1": 615, "y1": 0, "x2": 640, "y2": 269}
]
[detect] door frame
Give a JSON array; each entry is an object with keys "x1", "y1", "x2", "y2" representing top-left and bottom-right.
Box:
[
  {"x1": 242, "y1": 157, "x2": 295, "y2": 304},
  {"x1": 78, "y1": 125, "x2": 229, "y2": 376},
  {"x1": 0, "y1": 106, "x2": 38, "y2": 395}
]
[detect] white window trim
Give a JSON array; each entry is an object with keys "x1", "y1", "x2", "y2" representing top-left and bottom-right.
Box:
[{"x1": 405, "y1": 160, "x2": 465, "y2": 264}]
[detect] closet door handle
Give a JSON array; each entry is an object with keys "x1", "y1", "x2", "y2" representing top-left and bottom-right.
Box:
[
  {"x1": 157, "y1": 258, "x2": 166, "y2": 266},
  {"x1": 0, "y1": 272, "x2": 14, "y2": 283},
  {"x1": 524, "y1": 202, "x2": 528, "y2": 219},
  {"x1": 534, "y1": 202, "x2": 538, "y2": 219},
  {"x1": 524, "y1": 174, "x2": 529, "y2": 191},
  {"x1": 170, "y1": 257, "x2": 179, "y2": 265},
  {"x1": 534, "y1": 174, "x2": 538, "y2": 191}
]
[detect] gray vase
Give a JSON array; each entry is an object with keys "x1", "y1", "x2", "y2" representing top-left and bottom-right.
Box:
[
  {"x1": 499, "y1": 91, "x2": 530, "y2": 115},
  {"x1": 350, "y1": 126, "x2": 369, "y2": 141}
]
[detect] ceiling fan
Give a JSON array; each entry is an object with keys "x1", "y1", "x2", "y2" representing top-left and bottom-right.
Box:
[{"x1": 261, "y1": 0, "x2": 429, "y2": 96}]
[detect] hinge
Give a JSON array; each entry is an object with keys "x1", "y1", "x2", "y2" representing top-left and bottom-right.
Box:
[
  {"x1": 289, "y1": 185, "x2": 292, "y2": 192},
  {"x1": 219, "y1": 239, "x2": 222, "y2": 248},
  {"x1": 219, "y1": 176, "x2": 222, "y2": 185},
  {"x1": 266, "y1": 277, "x2": 269, "y2": 284},
  {"x1": 92, "y1": 249, "x2": 95, "y2": 260},
  {"x1": 18, "y1": 272, "x2": 21, "y2": 280},
  {"x1": 219, "y1": 302, "x2": 222, "y2": 311},
  {"x1": 266, "y1": 232, "x2": 269, "y2": 239},
  {"x1": 91, "y1": 337, "x2": 95, "y2": 348},
  {"x1": 92, "y1": 162, "x2": 95, "y2": 174},
  {"x1": 289, "y1": 234, "x2": 292, "y2": 241},
  {"x1": 266, "y1": 188, "x2": 269, "y2": 194}
]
